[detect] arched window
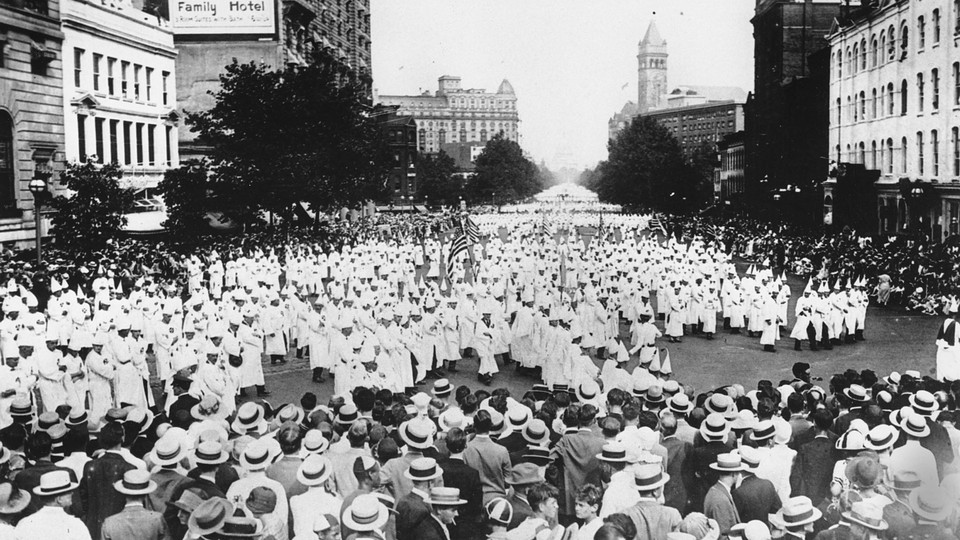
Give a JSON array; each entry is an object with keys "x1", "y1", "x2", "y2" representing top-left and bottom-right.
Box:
[
  {"x1": 887, "y1": 25, "x2": 896, "y2": 60},
  {"x1": 901, "y1": 136, "x2": 908, "y2": 174},
  {"x1": 0, "y1": 112, "x2": 14, "y2": 210},
  {"x1": 880, "y1": 31, "x2": 887, "y2": 63},
  {"x1": 852, "y1": 44, "x2": 859, "y2": 73},
  {"x1": 871, "y1": 88, "x2": 878, "y2": 118},
  {"x1": 859, "y1": 142, "x2": 866, "y2": 164},
  {"x1": 846, "y1": 47, "x2": 852, "y2": 71},
  {"x1": 871, "y1": 37, "x2": 878, "y2": 67},
  {"x1": 888, "y1": 83, "x2": 895, "y2": 115},
  {"x1": 847, "y1": 95, "x2": 853, "y2": 122},
  {"x1": 835, "y1": 98, "x2": 841, "y2": 124},
  {"x1": 860, "y1": 91, "x2": 866, "y2": 120},
  {"x1": 871, "y1": 140, "x2": 878, "y2": 168},
  {"x1": 900, "y1": 23, "x2": 909, "y2": 58},
  {"x1": 901, "y1": 79, "x2": 909, "y2": 114},
  {"x1": 886, "y1": 138, "x2": 894, "y2": 173},
  {"x1": 860, "y1": 39, "x2": 867, "y2": 70}
]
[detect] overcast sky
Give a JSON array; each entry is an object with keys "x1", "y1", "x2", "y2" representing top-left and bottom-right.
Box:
[{"x1": 371, "y1": 0, "x2": 755, "y2": 172}]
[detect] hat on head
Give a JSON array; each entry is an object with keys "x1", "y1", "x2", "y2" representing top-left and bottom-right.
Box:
[
  {"x1": 65, "y1": 410, "x2": 89, "y2": 429},
  {"x1": 230, "y1": 402, "x2": 266, "y2": 435},
  {"x1": 885, "y1": 471, "x2": 922, "y2": 493},
  {"x1": 297, "y1": 455, "x2": 333, "y2": 487},
  {"x1": 245, "y1": 486, "x2": 277, "y2": 515},
  {"x1": 731, "y1": 410, "x2": 758, "y2": 431},
  {"x1": 342, "y1": 494, "x2": 389, "y2": 532},
  {"x1": 432, "y1": 379, "x2": 452, "y2": 398},
  {"x1": 404, "y1": 457, "x2": 443, "y2": 482},
  {"x1": 336, "y1": 403, "x2": 359, "y2": 426},
  {"x1": 167, "y1": 488, "x2": 205, "y2": 514},
  {"x1": 0, "y1": 482, "x2": 30, "y2": 514},
  {"x1": 577, "y1": 380, "x2": 600, "y2": 402},
  {"x1": 699, "y1": 413, "x2": 730, "y2": 442},
  {"x1": 9, "y1": 397, "x2": 33, "y2": 419},
  {"x1": 739, "y1": 446, "x2": 762, "y2": 471},
  {"x1": 645, "y1": 385, "x2": 665, "y2": 405},
  {"x1": 302, "y1": 430, "x2": 329, "y2": 455},
  {"x1": 633, "y1": 463, "x2": 669, "y2": 491},
  {"x1": 425, "y1": 487, "x2": 467, "y2": 506},
  {"x1": 705, "y1": 393, "x2": 734, "y2": 416},
  {"x1": 909, "y1": 390, "x2": 939, "y2": 416},
  {"x1": 596, "y1": 442, "x2": 630, "y2": 463},
  {"x1": 835, "y1": 429, "x2": 866, "y2": 451},
  {"x1": 485, "y1": 497, "x2": 514, "y2": 526},
  {"x1": 114, "y1": 469, "x2": 157, "y2": 496},
  {"x1": 522, "y1": 446, "x2": 552, "y2": 466},
  {"x1": 771, "y1": 496, "x2": 822, "y2": 529},
  {"x1": 843, "y1": 384, "x2": 869, "y2": 403},
  {"x1": 750, "y1": 420, "x2": 776, "y2": 442},
  {"x1": 863, "y1": 424, "x2": 899, "y2": 451},
  {"x1": 910, "y1": 487, "x2": 952, "y2": 522},
  {"x1": 411, "y1": 392, "x2": 431, "y2": 411},
  {"x1": 187, "y1": 497, "x2": 233, "y2": 537},
  {"x1": 438, "y1": 408, "x2": 465, "y2": 432},
  {"x1": 33, "y1": 470, "x2": 79, "y2": 496},
  {"x1": 710, "y1": 452, "x2": 747, "y2": 473},
  {"x1": 507, "y1": 408, "x2": 531, "y2": 430},
  {"x1": 667, "y1": 394, "x2": 693, "y2": 415},
  {"x1": 506, "y1": 463, "x2": 544, "y2": 486},
  {"x1": 521, "y1": 419, "x2": 549, "y2": 446},
  {"x1": 900, "y1": 412, "x2": 931, "y2": 438},
  {"x1": 194, "y1": 441, "x2": 229, "y2": 465},
  {"x1": 399, "y1": 419, "x2": 435, "y2": 450}
]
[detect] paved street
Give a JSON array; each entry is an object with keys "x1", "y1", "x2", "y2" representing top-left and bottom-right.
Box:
[{"x1": 250, "y1": 265, "x2": 943, "y2": 407}]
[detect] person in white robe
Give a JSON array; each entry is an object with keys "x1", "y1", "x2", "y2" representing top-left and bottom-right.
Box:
[
  {"x1": 35, "y1": 332, "x2": 69, "y2": 413},
  {"x1": 238, "y1": 308, "x2": 269, "y2": 396},
  {"x1": 936, "y1": 302, "x2": 960, "y2": 381},
  {"x1": 86, "y1": 333, "x2": 116, "y2": 423}
]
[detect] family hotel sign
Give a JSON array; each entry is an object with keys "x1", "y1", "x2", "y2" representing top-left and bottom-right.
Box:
[{"x1": 170, "y1": 0, "x2": 276, "y2": 35}]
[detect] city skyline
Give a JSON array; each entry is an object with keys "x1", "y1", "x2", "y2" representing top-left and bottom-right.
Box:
[{"x1": 371, "y1": 0, "x2": 755, "y2": 171}]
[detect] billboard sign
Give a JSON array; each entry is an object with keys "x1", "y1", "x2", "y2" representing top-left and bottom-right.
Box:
[{"x1": 170, "y1": 0, "x2": 276, "y2": 36}]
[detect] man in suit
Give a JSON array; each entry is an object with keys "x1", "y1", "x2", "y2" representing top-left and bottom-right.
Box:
[
  {"x1": 266, "y1": 424, "x2": 306, "y2": 500},
  {"x1": 551, "y1": 404, "x2": 605, "y2": 518},
  {"x1": 733, "y1": 446, "x2": 781, "y2": 527},
  {"x1": 77, "y1": 421, "x2": 137, "y2": 540},
  {"x1": 14, "y1": 431, "x2": 77, "y2": 515},
  {"x1": 408, "y1": 487, "x2": 468, "y2": 540},
  {"x1": 504, "y1": 463, "x2": 542, "y2": 529},
  {"x1": 462, "y1": 410, "x2": 511, "y2": 504},
  {"x1": 789, "y1": 409, "x2": 836, "y2": 504},
  {"x1": 438, "y1": 428, "x2": 482, "y2": 540},
  {"x1": 162, "y1": 441, "x2": 229, "y2": 539},
  {"x1": 660, "y1": 415, "x2": 691, "y2": 513},
  {"x1": 101, "y1": 469, "x2": 168, "y2": 540},
  {"x1": 682, "y1": 413, "x2": 733, "y2": 513},
  {"x1": 396, "y1": 457, "x2": 443, "y2": 540},
  {"x1": 703, "y1": 452, "x2": 744, "y2": 537},
  {"x1": 508, "y1": 419, "x2": 551, "y2": 466}
]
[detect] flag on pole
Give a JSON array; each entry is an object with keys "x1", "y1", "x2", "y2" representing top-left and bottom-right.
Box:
[
  {"x1": 649, "y1": 215, "x2": 667, "y2": 237},
  {"x1": 448, "y1": 234, "x2": 468, "y2": 269},
  {"x1": 464, "y1": 215, "x2": 481, "y2": 244}
]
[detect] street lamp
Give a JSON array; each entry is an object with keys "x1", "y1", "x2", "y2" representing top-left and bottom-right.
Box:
[{"x1": 28, "y1": 177, "x2": 48, "y2": 265}]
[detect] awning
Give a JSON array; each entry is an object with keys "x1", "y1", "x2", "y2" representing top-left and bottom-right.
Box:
[{"x1": 123, "y1": 210, "x2": 167, "y2": 235}]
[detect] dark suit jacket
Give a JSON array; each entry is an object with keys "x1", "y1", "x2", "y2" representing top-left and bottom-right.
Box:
[
  {"x1": 662, "y1": 436, "x2": 691, "y2": 513},
  {"x1": 682, "y1": 440, "x2": 731, "y2": 513},
  {"x1": 882, "y1": 499, "x2": 916, "y2": 540},
  {"x1": 495, "y1": 431, "x2": 526, "y2": 455},
  {"x1": 790, "y1": 434, "x2": 837, "y2": 503},
  {"x1": 506, "y1": 492, "x2": 534, "y2": 530},
  {"x1": 732, "y1": 474, "x2": 781, "y2": 525},
  {"x1": 396, "y1": 490, "x2": 432, "y2": 540},
  {"x1": 439, "y1": 457, "x2": 483, "y2": 526},
  {"x1": 409, "y1": 513, "x2": 449, "y2": 540},
  {"x1": 703, "y1": 483, "x2": 740, "y2": 536},
  {"x1": 101, "y1": 503, "x2": 168, "y2": 540},
  {"x1": 79, "y1": 451, "x2": 136, "y2": 540}
]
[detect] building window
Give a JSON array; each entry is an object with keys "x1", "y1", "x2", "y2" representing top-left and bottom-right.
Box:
[
  {"x1": 77, "y1": 114, "x2": 86, "y2": 161},
  {"x1": 147, "y1": 125, "x2": 155, "y2": 166},
  {"x1": 94, "y1": 118, "x2": 104, "y2": 163},
  {"x1": 871, "y1": 37, "x2": 878, "y2": 67},
  {"x1": 871, "y1": 89, "x2": 878, "y2": 118},
  {"x1": 92, "y1": 54, "x2": 102, "y2": 92},
  {"x1": 956, "y1": 0, "x2": 960, "y2": 35},
  {"x1": 852, "y1": 44, "x2": 859, "y2": 73},
  {"x1": 860, "y1": 39, "x2": 866, "y2": 70},
  {"x1": 0, "y1": 112, "x2": 14, "y2": 210},
  {"x1": 860, "y1": 92, "x2": 866, "y2": 120},
  {"x1": 934, "y1": 9, "x2": 941, "y2": 43},
  {"x1": 918, "y1": 16, "x2": 925, "y2": 49},
  {"x1": 145, "y1": 67, "x2": 153, "y2": 102},
  {"x1": 918, "y1": 73, "x2": 925, "y2": 112},
  {"x1": 900, "y1": 23, "x2": 909, "y2": 59},
  {"x1": 837, "y1": 51, "x2": 842, "y2": 78},
  {"x1": 109, "y1": 119, "x2": 118, "y2": 164},
  {"x1": 933, "y1": 130, "x2": 940, "y2": 177},
  {"x1": 954, "y1": 63, "x2": 960, "y2": 106},
  {"x1": 123, "y1": 121, "x2": 132, "y2": 165},
  {"x1": 859, "y1": 142, "x2": 866, "y2": 164},
  {"x1": 121, "y1": 61, "x2": 129, "y2": 98},
  {"x1": 901, "y1": 137, "x2": 908, "y2": 174},
  {"x1": 887, "y1": 138, "x2": 895, "y2": 174},
  {"x1": 136, "y1": 123, "x2": 144, "y2": 165},
  {"x1": 871, "y1": 141, "x2": 878, "y2": 168},
  {"x1": 880, "y1": 31, "x2": 887, "y2": 63},
  {"x1": 133, "y1": 64, "x2": 141, "y2": 101},
  {"x1": 953, "y1": 127, "x2": 959, "y2": 176},
  {"x1": 165, "y1": 125, "x2": 172, "y2": 166},
  {"x1": 902, "y1": 79, "x2": 909, "y2": 115},
  {"x1": 107, "y1": 58, "x2": 116, "y2": 95},
  {"x1": 162, "y1": 71, "x2": 169, "y2": 106},
  {"x1": 933, "y1": 68, "x2": 940, "y2": 110},
  {"x1": 917, "y1": 132, "x2": 924, "y2": 175},
  {"x1": 888, "y1": 83, "x2": 895, "y2": 115},
  {"x1": 73, "y1": 48, "x2": 83, "y2": 87}
]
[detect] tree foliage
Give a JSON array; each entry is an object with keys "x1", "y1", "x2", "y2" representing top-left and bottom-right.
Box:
[
  {"x1": 592, "y1": 116, "x2": 710, "y2": 213},
  {"x1": 180, "y1": 48, "x2": 391, "y2": 228},
  {"x1": 51, "y1": 161, "x2": 135, "y2": 254},
  {"x1": 467, "y1": 134, "x2": 544, "y2": 204},
  {"x1": 415, "y1": 151, "x2": 462, "y2": 206},
  {"x1": 157, "y1": 159, "x2": 211, "y2": 244}
]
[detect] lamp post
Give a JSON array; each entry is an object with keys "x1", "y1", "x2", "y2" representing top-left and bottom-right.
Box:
[{"x1": 28, "y1": 177, "x2": 48, "y2": 265}]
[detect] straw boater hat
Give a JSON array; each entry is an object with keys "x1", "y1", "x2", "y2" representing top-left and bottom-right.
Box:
[
  {"x1": 404, "y1": 457, "x2": 444, "y2": 482},
  {"x1": 302, "y1": 430, "x2": 329, "y2": 455},
  {"x1": 750, "y1": 420, "x2": 776, "y2": 443},
  {"x1": 900, "y1": 413, "x2": 931, "y2": 438},
  {"x1": 194, "y1": 441, "x2": 230, "y2": 465},
  {"x1": 114, "y1": 470, "x2": 158, "y2": 496},
  {"x1": 843, "y1": 384, "x2": 870, "y2": 403},
  {"x1": 771, "y1": 497, "x2": 822, "y2": 529},
  {"x1": 188, "y1": 497, "x2": 234, "y2": 537},
  {"x1": 33, "y1": 470, "x2": 79, "y2": 497},
  {"x1": 438, "y1": 408, "x2": 466, "y2": 432},
  {"x1": 699, "y1": 413, "x2": 730, "y2": 442},
  {"x1": 910, "y1": 487, "x2": 952, "y2": 521},
  {"x1": 577, "y1": 380, "x2": 600, "y2": 403},
  {"x1": 297, "y1": 455, "x2": 333, "y2": 487},
  {"x1": 885, "y1": 471, "x2": 922, "y2": 493},
  {"x1": 432, "y1": 379, "x2": 452, "y2": 398},
  {"x1": 596, "y1": 442, "x2": 630, "y2": 463},
  {"x1": 710, "y1": 453, "x2": 748, "y2": 473},
  {"x1": 633, "y1": 463, "x2": 669, "y2": 491},
  {"x1": 425, "y1": 487, "x2": 467, "y2": 506},
  {"x1": 521, "y1": 420, "x2": 550, "y2": 446},
  {"x1": 507, "y1": 408, "x2": 531, "y2": 431},
  {"x1": 909, "y1": 390, "x2": 939, "y2": 416},
  {"x1": 399, "y1": 419, "x2": 435, "y2": 450},
  {"x1": 835, "y1": 429, "x2": 866, "y2": 451},
  {"x1": 336, "y1": 404, "x2": 360, "y2": 426},
  {"x1": 863, "y1": 424, "x2": 899, "y2": 451},
  {"x1": 667, "y1": 394, "x2": 694, "y2": 415},
  {"x1": 230, "y1": 402, "x2": 266, "y2": 435},
  {"x1": 342, "y1": 494, "x2": 390, "y2": 532},
  {"x1": 522, "y1": 446, "x2": 553, "y2": 466}
]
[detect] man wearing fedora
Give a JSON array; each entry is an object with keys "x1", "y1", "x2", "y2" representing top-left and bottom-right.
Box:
[
  {"x1": 163, "y1": 441, "x2": 230, "y2": 539},
  {"x1": 881, "y1": 471, "x2": 919, "y2": 539},
  {"x1": 770, "y1": 496, "x2": 822, "y2": 540},
  {"x1": 704, "y1": 452, "x2": 744, "y2": 537},
  {"x1": 732, "y1": 446, "x2": 780, "y2": 528},
  {"x1": 683, "y1": 413, "x2": 733, "y2": 514},
  {"x1": 409, "y1": 487, "x2": 468, "y2": 540},
  {"x1": 396, "y1": 457, "x2": 444, "y2": 540},
  {"x1": 145, "y1": 434, "x2": 189, "y2": 512},
  {"x1": 504, "y1": 463, "x2": 543, "y2": 529},
  {"x1": 907, "y1": 486, "x2": 955, "y2": 540},
  {"x1": 382, "y1": 419, "x2": 438, "y2": 501},
  {"x1": 438, "y1": 428, "x2": 482, "y2": 540},
  {"x1": 552, "y1": 404, "x2": 605, "y2": 519},
  {"x1": 14, "y1": 470, "x2": 89, "y2": 539},
  {"x1": 77, "y1": 421, "x2": 136, "y2": 540},
  {"x1": 101, "y1": 469, "x2": 168, "y2": 540}
]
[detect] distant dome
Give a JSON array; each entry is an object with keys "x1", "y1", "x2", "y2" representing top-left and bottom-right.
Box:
[{"x1": 497, "y1": 79, "x2": 515, "y2": 95}]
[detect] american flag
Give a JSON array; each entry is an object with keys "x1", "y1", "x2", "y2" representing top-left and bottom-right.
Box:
[
  {"x1": 464, "y1": 215, "x2": 481, "y2": 244},
  {"x1": 649, "y1": 216, "x2": 667, "y2": 236},
  {"x1": 448, "y1": 234, "x2": 468, "y2": 268}
]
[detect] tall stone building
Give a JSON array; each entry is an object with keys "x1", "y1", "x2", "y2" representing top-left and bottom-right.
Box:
[
  {"x1": 0, "y1": 0, "x2": 65, "y2": 246},
  {"x1": 377, "y1": 76, "x2": 520, "y2": 155},
  {"x1": 637, "y1": 20, "x2": 668, "y2": 114}
]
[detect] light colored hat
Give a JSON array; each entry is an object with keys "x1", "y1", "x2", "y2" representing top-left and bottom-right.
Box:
[
  {"x1": 297, "y1": 455, "x2": 333, "y2": 487},
  {"x1": 910, "y1": 486, "x2": 952, "y2": 521},
  {"x1": 114, "y1": 469, "x2": 158, "y2": 496},
  {"x1": 425, "y1": 487, "x2": 467, "y2": 506},
  {"x1": 194, "y1": 441, "x2": 229, "y2": 465},
  {"x1": 842, "y1": 501, "x2": 888, "y2": 531},
  {"x1": 399, "y1": 419, "x2": 434, "y2": 450},
  {"x1": 900, "y1": 412, "x2": 931, "y2": 438},
  {"x1": 835, "y1": 429, "x2": 866, "y2": 451},
  {"x1": 750, "y1": 420, "x2": 776, "y2": 442},
  {"x1": 438, "y1": 408, "x2": 465, "y2": 432},
  {"x1": 699, "y1": 413, "x2": 730, "y2": 442},
  {"x1": 302, "y1": 430, "x2": 329, "y2": 454},
  {"x1": 33, "y1": 470, "x2": 79, "y2": 496},
  {"x1": 596, "y1": 442, "x2": 629, "y2": 463},
  {"x1": 863, "y1": 424, "x2": 898, "y2": 451},
  {"x1": 0, "y1": 482, "x2": 30, "y2": 514},
  {"x1": 187, "y1": 497, "x2": 233, "y2": 536},
  {"x1": 342, "y1": 494, "x2": 389, "y2": 532},
  {"x1": 149, "y1": 436, "x2": 188, "y2": 467},
  {"x1": 485, "y1": 497, "x2": 513, "y2": 526},
  {"x1": 771, "y1": 496, "x2": 822, "y2": 529},
  {"x1": 404, "y1": 457, "x2": 443, "y2": 482},
  {"x1": 633, "y1": 462, "x2": 669, "y2": 491},
  {"x1": 710, "y1": 452, "x2": 748, "y2": 473}
]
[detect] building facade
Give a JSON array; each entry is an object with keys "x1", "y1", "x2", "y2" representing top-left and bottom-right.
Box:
[
  {"x1": 746, "y1": 0, "x2": 851, "y2": 223},
  {"x1": 173, "y1": 0, "x2": 372, "y2": 160},
  {"x1": 61, "y1": 0, "x2": 178, "y2": 199},
  {"x1": 826, "y1": 0, "x2": 960, "y2": 240},
  {"x1": 637, "y1": 20, "x2": 667, "y2": 114},
  {"x1": 376, "y1": 106, "x2": 417, "y2": 203},
  {"x1": 718, "y1": 131, "x2": 746, "y2": 202},
  {"x1": 376, "y1": 76, "x2": 519, "y2": 155},
  {"x1": 640, "y1": 100, "x2": 745, "y2": 156}
]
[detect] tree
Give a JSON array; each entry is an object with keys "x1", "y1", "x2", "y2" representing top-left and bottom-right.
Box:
[
  {"x1": 157, "y1": 159, "x2": 211, "y2": 243},
  {"x1": 50, "y1": 161, "x2": 135, "y2": 254},
  {"x1": 596, "y1": 116, "x2": 693, "y2": 212},
  {"x1": 183, "y1": 49, "x2": 391, "y2": 227},
  {"x1": 467, "y1": 134, "x2": 543, "y2": 204},
  {"x1": 415, "y1": 151, "x2": 462, "y2": 206}
]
